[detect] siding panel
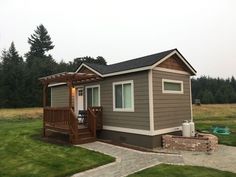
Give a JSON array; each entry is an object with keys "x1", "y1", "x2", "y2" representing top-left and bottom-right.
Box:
[
  {"x1": 51, "y1": 86, "x2": 74, "y2": 107},
  {"x1": 153, "y1": 70, "x2": 191, "y2": 130},
  {"x1": 84, "y1": 71, "x2": 150, "y2": 130}
]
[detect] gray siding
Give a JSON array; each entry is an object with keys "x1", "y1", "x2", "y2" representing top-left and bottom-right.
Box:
[
  {"x1": 51, "y1": 85, "x2": 74, "y2": 107},
  {"x1": 83, "y1": 71, "x2": 150, "y2": 130},
  {"x1": 153, "y1": 70, "x2": 191, "y2": 130}
]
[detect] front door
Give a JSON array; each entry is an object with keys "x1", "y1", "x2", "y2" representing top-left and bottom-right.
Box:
[{"x1": 77, "y1": 88, "x2": 84, "y2": 111}]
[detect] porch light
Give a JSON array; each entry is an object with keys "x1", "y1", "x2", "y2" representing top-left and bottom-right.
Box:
[{"x1": 72, "y1": 87, "x2": 76, "y2": 96}]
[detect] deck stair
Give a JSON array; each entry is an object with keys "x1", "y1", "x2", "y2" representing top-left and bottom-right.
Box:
[
  {"x1": 43, "y1": 107, "x2": 102, "y2": 144},
  {"x1": 70, "y1": 127, "x2": 96, "y2": 144}
]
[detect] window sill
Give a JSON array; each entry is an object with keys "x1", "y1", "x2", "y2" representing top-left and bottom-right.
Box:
[
  {"x1": 162, "y1": 91, "x2": 184, "y2": 94},
  {"x1": 113, "y1": 108, "x2": 134, "y2": 112}
]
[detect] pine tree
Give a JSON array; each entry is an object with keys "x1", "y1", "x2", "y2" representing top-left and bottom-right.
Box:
[
  {"x1": 96, "y1": 56, "x2": 107, "y2": 65},
  {"x1": 1, "y1": 42, "x2": 25, "y2": 107},
  {"x1": 26, "y1": 24, "x2": 54, "y2": 58},
  {"x1": 25, "y1": 24, "x2": 56, "y2": 106}
]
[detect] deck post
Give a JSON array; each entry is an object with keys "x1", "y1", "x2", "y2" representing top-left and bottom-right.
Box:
[
  {"x1": 43, "y1": 84, "x2": 48, "y2": 107},
  {"x1": 42, "y1": 83, "x2": 48, "y2": 137}
]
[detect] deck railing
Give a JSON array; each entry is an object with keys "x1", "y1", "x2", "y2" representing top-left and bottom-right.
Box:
[
  {"x1": 86, "y1": 107, "x2": 103, "y2": 137},
  {"x1": 87, "y1": 107, "x2": 97, "y2": 137},
  {"x1": 43, "y1": 107, "x2": 78, "y2": 142},
  {"x1": 43, "y1": 106, "x2": 102, "y2": 143}
]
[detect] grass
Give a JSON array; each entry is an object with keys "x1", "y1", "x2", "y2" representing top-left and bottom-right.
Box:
[
  {"x1": 0, "y1": 109, "x2": 114, "y2": 177},
  {"x1": 193, "y1": 104, "x2": 236, "y2": 146},
  {"x1": 1, "y1": 105, "x2": 236, "y2": 177},
  {"x1": 128, "y1": 164, "x2": 236, "y2": 177}
]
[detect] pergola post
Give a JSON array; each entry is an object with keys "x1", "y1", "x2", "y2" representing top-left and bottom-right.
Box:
[
  {"x1": 42, "y1": 83, "x2": 48, "y2": 137},
  {"x1": 43, "y1": 84, "x2": 48, "y2": 108},
  {"x1": 67, "y1": 81, "x2": 72, "y2": 108}
]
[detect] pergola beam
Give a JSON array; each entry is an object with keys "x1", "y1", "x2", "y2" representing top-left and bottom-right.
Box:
[
  {"x1": 39, "y1": 72, "x2": 102, "y2": 108},
  {"x1": 39, "y1": 72, "x2": 100, "y2": 85}
]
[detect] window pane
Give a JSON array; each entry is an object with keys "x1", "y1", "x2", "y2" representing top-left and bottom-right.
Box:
[
  {"x1": 123, "y1": 83, "x2": 132, "y2": 108},
  {"x1": 93, "y1": 87, "x2": 99, "y2": 106},
  {"x1": 87, "y1": 88, "x2": 92, "y2": 107},
  {"x1": 164, "y1": 82, "x2": 181, "y2": 91},
  {"x1": 115, "y1": 85, "x2": 122, "y2": 108}
]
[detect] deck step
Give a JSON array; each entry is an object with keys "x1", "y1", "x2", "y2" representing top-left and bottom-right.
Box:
[
  {"x1": 71, "y1": 128, "x2": 96, "y2": 144},
  {"x1": 78, "y1": 128, "x2": 90, "y2": 132},
  {"x1": 78, "y1": 131, "x2": 93, "y2": 138},
  {"x1": 73, "y1": 137, "x2": 96, "y2": 144}
]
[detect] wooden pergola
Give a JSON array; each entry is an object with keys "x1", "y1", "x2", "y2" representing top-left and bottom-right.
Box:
[
  {"x1": 39, "y1": 72, "x2": 101, "y2": 108},
  {"x1": 39, "y1": 72, "x2": 103, "y2": 144}
]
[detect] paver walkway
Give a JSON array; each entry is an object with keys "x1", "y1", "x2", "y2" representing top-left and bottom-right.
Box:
[
  {"x1": 181, "y1": 145, "x2": 236, "y2": 173},
  {"x1": 72, "y1": 141, "x2": 183, "y2": 177}
]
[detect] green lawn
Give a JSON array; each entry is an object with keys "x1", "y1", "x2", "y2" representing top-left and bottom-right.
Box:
[
  {"x1": 193, "y1": 104, "x2": 236, "y2": 146},
  {"x1": 1, "y1": 105, "x2": 236, "y2": 177},
  {"x1": 0, "y1": 118, "x2": 114, "y2": 177},
  {"x1": 128, "y1": 164, "x2": 236, "y2": 177}
]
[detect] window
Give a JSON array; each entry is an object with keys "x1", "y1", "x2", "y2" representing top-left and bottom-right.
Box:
[
  {"x1": 162, "y1": 79, "x2": 183, "y2": 94},
  {"x1": 113, "y1": 80, "x2": 134, "y2": 112},
  {"x1": 78, "y1": 89, "x2": 83, "y2": 96},
  {"x1": 86, "y1": 85, "x2": 100, "y2": 108}
]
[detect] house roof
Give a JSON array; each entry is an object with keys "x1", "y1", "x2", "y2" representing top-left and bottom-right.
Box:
[{"x1": 76, "y1": 48, "x2": 196, "y2": 76}]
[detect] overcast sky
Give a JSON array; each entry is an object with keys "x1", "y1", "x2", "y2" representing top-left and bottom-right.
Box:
[{"x1": 0, "y1": 0, "x2": 235, "y2": 78}]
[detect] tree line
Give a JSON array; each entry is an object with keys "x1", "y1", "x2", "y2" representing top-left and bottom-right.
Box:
[
  {"x1": 0, "y1": 24, "x2": 235, "y2": 108},
  {"x1": 0, "y1": 24, "x2": 106, "y2": 108},
  {"x1": 191, "y1": 76, "x2": 236, "y2": 104}
]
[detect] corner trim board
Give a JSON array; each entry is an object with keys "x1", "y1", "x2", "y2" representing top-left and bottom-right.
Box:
[
  {"x1": 189, "y1": 77, "x2": 193, "y2": 121},
  {"x1": 148, "y1": 70, "x2": 154, "y2": 133}
]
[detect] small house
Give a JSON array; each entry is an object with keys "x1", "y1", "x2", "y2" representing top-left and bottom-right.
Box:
[{"x1": 39, "y1": 49, "x2": 196, "y2": 149}]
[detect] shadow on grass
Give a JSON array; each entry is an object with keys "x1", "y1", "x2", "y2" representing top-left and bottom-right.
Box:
[{"x1": 30, "y1": 129, "x2": 72, "y2": 147}]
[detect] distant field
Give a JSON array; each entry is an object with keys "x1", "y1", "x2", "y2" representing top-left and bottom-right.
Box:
[
  {"x1": 193, "y1": 104, "x2": 236, "y2": 146},
  {"x1": 0, "y1": 107, "x2": 43, "y2": 119}
]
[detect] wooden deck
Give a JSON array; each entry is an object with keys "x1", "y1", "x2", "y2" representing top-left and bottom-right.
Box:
[{"x1": 43, "y1": 107, "x2": 103, "y2": 144}]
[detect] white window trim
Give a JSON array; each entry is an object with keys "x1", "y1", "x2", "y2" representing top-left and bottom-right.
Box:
[
  {"x1": 85, "y1": 85, "x2": 100, "y2": 108},
  {"x1": 162, "y1": 79, "x2": 184, "y2": 94},
  {"x1": 113, "y1": 80, "x2": 134, "y2": 112}
]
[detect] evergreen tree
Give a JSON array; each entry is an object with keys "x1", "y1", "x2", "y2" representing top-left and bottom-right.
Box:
[
  {"x1": 70, "y1": 56, "x2": 107, "y2": 71},
  {"x1": 96, "y1": 56, "x2": 107, "y2": 65},
  {"x1": 0, "y1": 50, "x2": 4, "y2": 108},
  {"x1": 25, "y1": 24, "x2": 56, "y2": 107},
  {"x1": 26, "y1": 24, "x2": 54, "y2": 58},
  {"x1": 0, "y1": 42, "x2": 25, "y2": 107},
  {"x1": 201, "y1": 90, "x2": 214, "y2": 104}
]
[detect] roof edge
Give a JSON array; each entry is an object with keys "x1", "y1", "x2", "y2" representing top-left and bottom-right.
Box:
[
  {"x1": 76, "y1": 63, "x2": 103, "y2": 77},
  {"x1": 75, "y1": 49, "x2": 196, "y2": 77}
]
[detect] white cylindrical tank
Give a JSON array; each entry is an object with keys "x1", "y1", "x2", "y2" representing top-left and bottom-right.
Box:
[
  {"x1": 189, "y1": 121, "x2": 195, "y2": 137},
  {"x1": 182, "y1": 121, "x2": 191, "y2": 137}
]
